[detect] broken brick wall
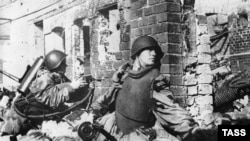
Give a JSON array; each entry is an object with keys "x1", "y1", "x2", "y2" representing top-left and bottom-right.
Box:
[
  {"x1": 185, "y1": 0, "x2": 250, "y2": 124},
  {"x1": 89, "y1": 0, "x2": 131, "y2": 100},
  {"x1": 230, "y1": 26, "x2": 250, "y2": 73}
]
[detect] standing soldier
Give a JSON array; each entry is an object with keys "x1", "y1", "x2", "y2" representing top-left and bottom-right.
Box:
[{"x1": 90, "y1": 35, "x2": 207, "y2": 141}]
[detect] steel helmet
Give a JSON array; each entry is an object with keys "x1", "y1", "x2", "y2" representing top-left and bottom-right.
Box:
[
  {"x1": 44, "y1": 50, "x2": 67, "y2": 70},
  {"x1": 131, "y1": 35, "x2": 163, "y2": 60}
]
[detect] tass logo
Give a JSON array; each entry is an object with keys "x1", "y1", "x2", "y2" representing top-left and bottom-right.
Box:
[
  {"x1": 221, "y1": 129, "x2": 246, "y2": 136},
  {"x1": 218, "y1": 125, "x2": 249, "y2": 141}
]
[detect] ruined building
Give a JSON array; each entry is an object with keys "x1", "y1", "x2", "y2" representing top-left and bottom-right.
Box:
[{"x1": 1, "y1": 0, "x2": 250, "y2": 125}]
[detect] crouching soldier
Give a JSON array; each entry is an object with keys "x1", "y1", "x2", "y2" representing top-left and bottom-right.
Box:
[{"x1": 0, "y1": 50, "x2": 91, "y2": 136}]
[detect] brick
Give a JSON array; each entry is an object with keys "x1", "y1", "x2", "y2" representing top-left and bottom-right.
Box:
[
  {"x1": 122, "y1": 50, "x2": 131, "y2": 60},
  {"x1": 186, "y1": 96, "x2": 195, "y2": 106},
  {"x1": 195, "y1": 95, "x2": 213, "y2": 106},
  {"x1": 131, "y1": 9, "x2": 143, "y2": 19},
  {"x1": 157, "y1": 13, "x2": 168, "y2": 22},
  {"x1": 141, "y1": 0, "x2": 147, "y2": 5},
  {"x1": 153, "y1": 3, "x2": 167, "y2": 14},
  {"x1": 196, "y1": 64, "x2": 211, "y2": 74},
  {"x1": 115, "y1": 52, "x2": 123, "y2": 60},
  {"x1": 162, "y1": 54, "x2": 182, "y2": 64},
  {"x1": 184, "y1": 73, "x2": 197, "y2": 86},
  {"x1": 168, "y1": 44, "x2": 181, "y2": 53},
  {"x1": 188, "y1": 104, "x2": 199, "y2": 116},
  {"x1": 120, "y1": 42, "x2": 130, "y2": 50},
  {"x1": 168, "y1": 23, "x2": 181, "y2": 33},
  {"x1": 122, "y1": 33, "x2": 130, "y2": 42},
  {"x1": 188, "y1": 86, "x2": 198, "y2": 95},
  {"x1": 135, "y1": 28, "x2": 142, "y2": 36},
  {"x1": 125, "y1": 25, "x2": 130, "y2": 33},
  {"x1": 167, "y1": 2, "x2": 181, "y2": 12},
  {"x1": 197, "y1": 74, "x2": 213, "y2": 84},
  {"x1": 131, "y1": 20, "x2": 138, "y2": 29},
  {"x1": 199, "y1": 105, "x2": 213, "y2": 116},
  {"x1": 157, "y1": 33, "x2": 168, "y2": 43},
  {"x1": 148, "y1": 15, "x2": 157, "y2": 25},
  {"x1": 197, "y1": 44, "x2": 211, "y2": 53},
  {"x1": 138, "y1": 19, "x2": 143, "y2": 27},
  {"x1": 170, "y1": 86, "x2": 187, "y2": 96},
  {"x1": 160, "y1": 64, "x2": 170, "y2": 73},
  {"x1": 170, "y1": 75, "x2": 183, "y2": 85},
  {"x1": 141, "y1": 17, "x2": 148, "y2": 26},
  {"x1": 142, "y1": 26, "x2": 152, "y2": 35},
  {"x1": 131, "y1": 1, "x2": 145, "y2": 10},
  {"x1": 161, "y1": 64, "x2": 182, "y2": 74},
  {"x1": 148, "y1": 0, "x2": 161, "y2": 5},
  {"x1": 144, "y1": 7, "x2": 153, "y2": 16},
  {"x1": 170, "y1": 64, "x2": 183, "y2": 74},
  {"x1": 167, "y1": 13, "x2": 181, "y2": 23},
  {"x1": 198, "y1": 84, "x2": 213, "y2": 94},
  {"x1": 160, "y1": 43, "x2": 168, "y2": 53},
  {"x1": 154, "y1": 23, "x2": 168, "y2": 33},
  {"x1": 168, "y1": 33, "x2": 182, "y2": 43},
  {"x1": 184, "y1": 56, "x2": 197, "y2": 66},
  {"x1": 198, "y1": 34, "x2": 210, "y2": 44},
  {"x1": 198, "y1": 53, "x2": 212, "y2": 64}
]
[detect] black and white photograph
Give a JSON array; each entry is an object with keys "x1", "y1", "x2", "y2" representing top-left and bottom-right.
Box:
[{"x1": 0, "y1": 0, "x2": 250, "y2": 140}]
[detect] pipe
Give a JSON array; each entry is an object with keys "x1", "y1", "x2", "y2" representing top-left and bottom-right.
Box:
[{"x1": 14, "y1": 88, "x2": 94, "y2": 119}]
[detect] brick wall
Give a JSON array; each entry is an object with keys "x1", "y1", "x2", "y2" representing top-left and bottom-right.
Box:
[
  {"x1": 89, "y1": 0, "x2": 186, "y2": 104},
  {"x1": 230, "y1": 28, "x2": 250, "y2": 55},
  {"x1": 183, "y1": 14, "x2": 214, "y2": 123},
  {"x1": 229, "y1": 18, "x2": 250, "y2": 73},
  {"x1": 90, "y1": 0, "x2": 128, "y2": 100},
  {"x1": 129, "y1": 0, "x2": 185, "y2": 106}
]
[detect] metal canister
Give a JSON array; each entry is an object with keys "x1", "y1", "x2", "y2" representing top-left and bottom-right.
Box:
[{"x1": 18, "y1": 57, "x2": 44, "y2": 95}]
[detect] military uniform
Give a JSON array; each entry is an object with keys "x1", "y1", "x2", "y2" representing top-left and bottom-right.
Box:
[
  {"x1": 90, "y1": 36, "x2": 199, "y2": 141},
  {"x1": 91, "y1": 64, "x2": 198, "y2": 141}
]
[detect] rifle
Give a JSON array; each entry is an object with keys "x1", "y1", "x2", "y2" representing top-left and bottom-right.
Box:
[{"x1": 0, "y1": 64, "x2": 32, "y2": 83}]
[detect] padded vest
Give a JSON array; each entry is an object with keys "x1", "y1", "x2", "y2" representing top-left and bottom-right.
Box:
[{"x1": 115, "y1": 68, "x2": 160, "y2": 134}]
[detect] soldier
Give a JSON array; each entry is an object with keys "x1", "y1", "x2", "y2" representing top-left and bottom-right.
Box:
[
  {"x1": 90, "y1": 36, "x2": 208, "y2": 141},
  {"x1": 1, "y1": 50, "x2": 90, "y2": 136},
  {"x1": 28, "y1": 50, "x2": 88, "y2": 108}
]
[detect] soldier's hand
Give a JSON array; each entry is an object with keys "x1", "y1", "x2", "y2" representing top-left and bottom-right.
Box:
[
  {"x1": 112, "y1": 62, "x2": 130, "y2": 83},
  {"x1": 71, "y1": 79, "x2": 88, "y2": 89}
]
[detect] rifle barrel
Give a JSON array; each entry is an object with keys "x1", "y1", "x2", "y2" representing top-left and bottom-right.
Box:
[{"x1": 0, "y1": 70, "x2": 20, "y2": 82}]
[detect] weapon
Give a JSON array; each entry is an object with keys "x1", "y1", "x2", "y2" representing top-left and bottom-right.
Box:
[
  {"x1": 0, "y1": 70, "x2": 20, "y2": 82},
  {"x1": 77, "y1": 121, "x2": 117, "y2": 141},
  {"x1": 0, "y1": 64, "x2": 32, "y2": 83},
  {"x1": 18, "y1": 57, "x2": 44, "y2": 95},
  {"x1": 214, "y1": 71, "x2": 250, "y2": 109}
]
